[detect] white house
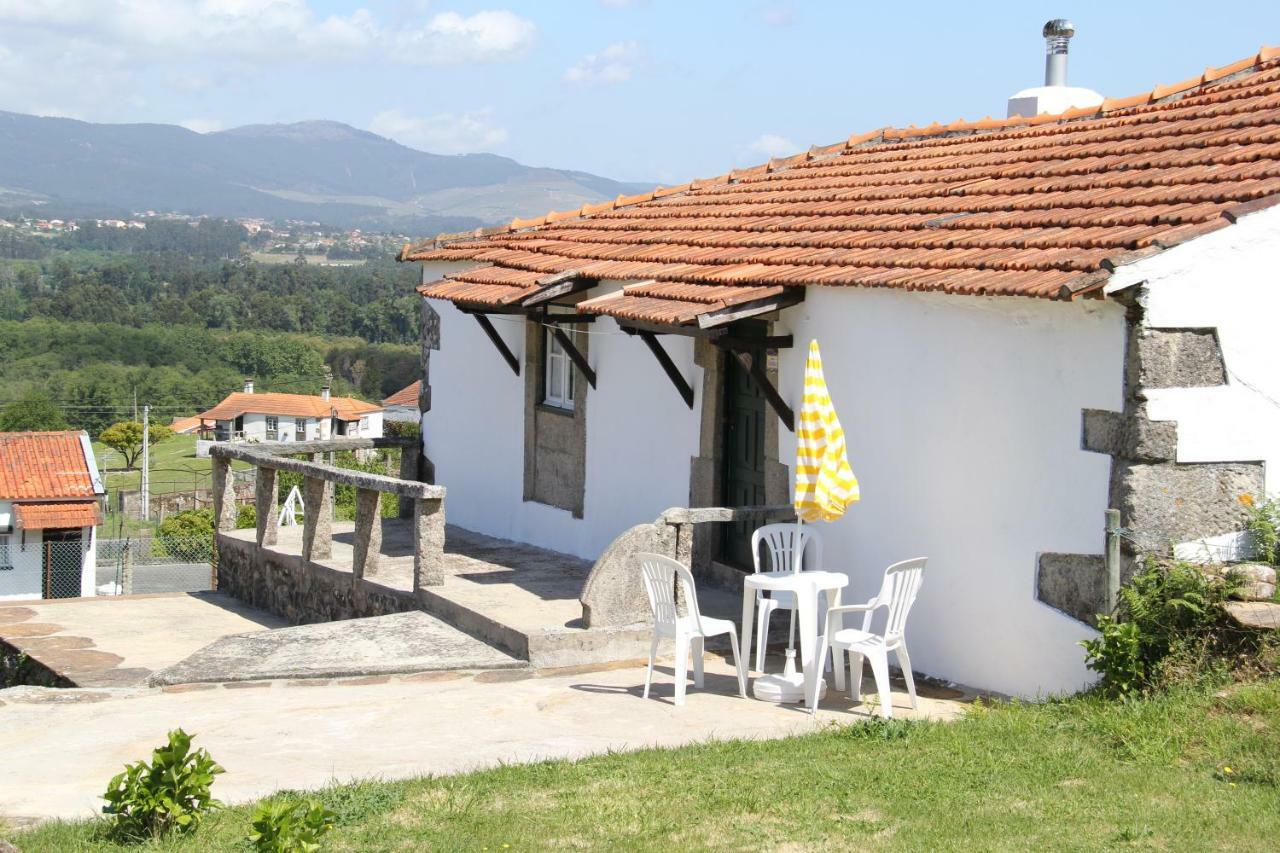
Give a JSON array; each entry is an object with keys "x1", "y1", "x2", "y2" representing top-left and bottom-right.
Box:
[
  {"x1": 197, "y1": 380, "x2": 384, "y2": 447},
  {"x1": 0, "y1": 431, "x2": 106, "y2": 600},
  {"x1": 396, "y1": 45, "x2": 1280, "y2": 698}
]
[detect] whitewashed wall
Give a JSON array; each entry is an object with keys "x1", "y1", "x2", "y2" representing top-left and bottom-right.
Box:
[
  {"x1": 0, "y1": 512, "x2": 98, "y2": 600},
  {"x1": 0, "y1": 503, "x2": 42, "y2": 600},
  {"x1": 1110, "y1": 204, "x2": 1280, "y2": 503},
  {"x1": 421, "y1": 277, "x2": 703, "y2": 559},
  {"x1": 777, "y1": 287, "x2": 1126, "y2": 698}
]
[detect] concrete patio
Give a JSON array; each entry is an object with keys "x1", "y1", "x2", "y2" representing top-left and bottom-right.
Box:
[
  {"x1": 221, "y1": 520, "x2": 744, "y2": 667},
  {"x1": 0, "y1": 652, "x2": 976, "y2": 824}
]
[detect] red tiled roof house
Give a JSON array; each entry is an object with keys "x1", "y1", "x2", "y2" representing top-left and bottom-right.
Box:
[
  {"x1": 382, "y1": 380, "x2": 422, "y2": 423},
  {"x1": 0, "y1": 431, "x2": 107, "y2": 600},
  {"x1": 196, "y1": 379, "x2": 384, "y2": 446},
  {"x1": 396, "y1": 41, "x2": 1280, "y2": 697}
]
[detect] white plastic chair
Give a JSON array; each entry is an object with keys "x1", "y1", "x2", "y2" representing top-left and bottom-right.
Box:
[
  {"x1": 823, "y1": 557, "x2": 926, "y2": 719},
  {"x1": 749, "y1": 523, "x2": 823, "y2": 671},
  {"x1": 637, "y1": 552, "x2": 746, "y2": 705}
]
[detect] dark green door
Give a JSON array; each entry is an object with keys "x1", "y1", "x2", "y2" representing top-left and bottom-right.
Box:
[
  {"x1": 721, "y1": 341, "x2": 767, "y2": 569},
  {"x1": 42, "y1": 528, "x2": 83, "y2": 599}
]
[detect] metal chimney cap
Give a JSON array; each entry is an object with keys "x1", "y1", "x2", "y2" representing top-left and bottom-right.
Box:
[{"x1": 1043, "y1": 19, "x2": 1075, "y2": 39}]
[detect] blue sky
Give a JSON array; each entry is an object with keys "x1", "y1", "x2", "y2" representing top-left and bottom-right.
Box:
[{"x1": 1, "y1": 1, "x2": 1277, "y2": 183}]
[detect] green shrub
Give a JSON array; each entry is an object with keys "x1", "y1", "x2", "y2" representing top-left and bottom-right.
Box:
[
  {"x1": 101, "y1": 728, "x2": 223, "y2": 843},
  {"x1": 1245, "y1": 498, "x2": 1279, "y2": 565},
  {"x1": 155, "y1": 509, "x2": 215, "y2": 561},
  {"x1": 248, "y1": 798, "x2": 336, "y2": 852},
  {"x1": 236, "y1": 503, "x2": 257, "y2": 529},
  {"x1": 1082, "y1": 559, "x2": 1240, "y2": 698}
]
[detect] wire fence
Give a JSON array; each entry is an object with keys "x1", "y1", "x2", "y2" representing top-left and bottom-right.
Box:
[{"x1": 0, "y1": 535, "x2": 217, "y2": 600}]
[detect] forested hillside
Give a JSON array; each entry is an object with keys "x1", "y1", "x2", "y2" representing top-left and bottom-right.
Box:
[{"x1": 0, "y1": 221, "x2": 421, "y2": 434}]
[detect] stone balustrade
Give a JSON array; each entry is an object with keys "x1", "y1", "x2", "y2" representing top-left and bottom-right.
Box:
[
  {"x1": 580, "y1": 504, "x2": 796, "y2": 628},
  {"x1": 210, "y1": 437, "x2": 448, "y2": 592}
]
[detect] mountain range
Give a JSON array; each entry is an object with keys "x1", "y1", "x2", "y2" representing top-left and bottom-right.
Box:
[{"x1": 0, "y1": 111, "x2": 650, "y2": 231}]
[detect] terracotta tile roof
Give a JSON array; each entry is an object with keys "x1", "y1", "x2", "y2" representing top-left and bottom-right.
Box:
[
  {"x1": 14, "y1": 501, "x2": 101, "y2": 529},
  {"x1": 198, "y1": 392, "x2": 382, "y2": 422},
  {"x1": 401, "y1": 48, "x2": 1280, "y2": 325},
  {"x1": 0, "y1": 431, "x2": 99, "y2": 501},
  {"x1": 169, "y1": 416, "x2": 204, "y2": 434},
  {"x1": 383, "y1": 381, "x2": 421, "y2": 407}
]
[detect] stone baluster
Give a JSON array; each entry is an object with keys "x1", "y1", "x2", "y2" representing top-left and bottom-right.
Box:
[
  {"x1": 412, "y1": 497, "x2": 446, "y2": 590},
  {"x1": 254, "y1": 466, "x2": 278, "y2": 547},
  {"x1": 301, "y1": 474, "x2": 333, "y2": 561},
  {"x1": 352, "y1": 488, "x2": 382, "y2": 578},
  {"x1": 211, "y1": 456, "x2": 237, "y2": 531}
]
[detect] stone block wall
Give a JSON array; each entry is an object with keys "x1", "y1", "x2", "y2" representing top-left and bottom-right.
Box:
[
  {"x1": 216, "y1": 534, "x2": 417, "y2": 626},
  {"x1": 1037, "y1": 303, "x2": 1264, "y2": 624}
]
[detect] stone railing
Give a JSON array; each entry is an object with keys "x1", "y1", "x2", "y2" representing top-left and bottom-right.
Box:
[
  {"x1": 209, "y1": 437, "x2": 447, "y2": 589},
  {"x1": 580, "y1": 504, "x2": 795, "y2": 628}
]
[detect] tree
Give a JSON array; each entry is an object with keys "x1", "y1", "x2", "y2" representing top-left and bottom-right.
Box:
[
  {"x1": 0, "y1": 390, "x2": 69, "y2": 431},
  {"x1": 99, "y1": 420, "x2": 173, "y2": 469}
]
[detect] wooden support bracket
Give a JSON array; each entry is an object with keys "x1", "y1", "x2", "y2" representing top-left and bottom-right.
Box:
[
  {"x1": 471, "y1": 313, "x2": 520, "y2": 376},
  {"x1": 727, "y1": 348, "x2": 794, "y2": 432},
  {"x1": 552, "y1": 326, "x2": 597, "y2": 389},
  {"x1": 632, "y1": 330, "x2": 694, "y2": 409}
]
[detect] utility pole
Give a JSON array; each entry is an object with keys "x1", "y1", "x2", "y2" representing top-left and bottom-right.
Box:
[
  {"x1": 141, "y1": 405, "x2": 150, "y2": 522},
  {"x1": 132, "y1": 387, "x2": 137, "y2": 420}
]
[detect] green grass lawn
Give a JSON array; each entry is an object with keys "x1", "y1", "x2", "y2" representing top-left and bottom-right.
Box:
[{"x1": 6, "y1": 678, "x2": 1279, "y2": 851}]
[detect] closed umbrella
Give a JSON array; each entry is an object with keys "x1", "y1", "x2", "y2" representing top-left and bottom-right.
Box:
[
  {"x1": 755, "y1": 339, "x2": 859, "y2": 701},
  {"x1": 794, "y1": 339, "x2": 860, "y2": 524}
]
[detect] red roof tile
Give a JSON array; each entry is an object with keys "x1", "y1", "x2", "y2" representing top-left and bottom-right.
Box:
[
  {"x1": 199, "y1": 392, "x2": 381, "y2": 422},
  {"x1": 383, "y1": 381, "x2": 421, "y2": 407},
  {"x1": 0, "y1": 431, "x2": 99, "y2": 501},
  {"x1": 401, "y1": 49, "x2": 1280, "y2": 325},
  {"x1": 15, "y1": 501, "x2": 101, "y2": 529}
]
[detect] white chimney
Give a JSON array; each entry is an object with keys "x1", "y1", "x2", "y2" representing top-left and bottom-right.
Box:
[
  {"x1": 243, "y1": 377, "x2": 254, "y2": 394},
  {"x1": 320, "y1": 384, "x2": 331, "y2": 402},
  {"x1": 1007, "y1": 19, "x2": 1104, "y2": 118}
]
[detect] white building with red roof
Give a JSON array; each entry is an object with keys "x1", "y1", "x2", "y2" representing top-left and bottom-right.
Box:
[
  {"x1": 0, "y1": 431, "x2": 106, "y2": 600},
  {"x1": 196, "y1": 379, "x2": 384, "y2": 447},
  {"x1": 395, "y1": 38, "x2": 1280, "y2": 697}
]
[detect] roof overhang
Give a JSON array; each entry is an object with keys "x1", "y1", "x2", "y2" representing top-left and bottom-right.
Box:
[{"x1": 15, "y1": 501, "x2": 102, "y2": 529}]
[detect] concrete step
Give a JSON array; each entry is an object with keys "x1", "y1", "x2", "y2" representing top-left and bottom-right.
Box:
[{"x1": 150, "y1": 611, "x2": 524, "y2": 685}]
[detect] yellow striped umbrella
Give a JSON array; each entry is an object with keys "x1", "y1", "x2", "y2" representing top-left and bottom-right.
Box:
[{"x1": 794, "y1": 340, "x2": 860, "y2": 523}]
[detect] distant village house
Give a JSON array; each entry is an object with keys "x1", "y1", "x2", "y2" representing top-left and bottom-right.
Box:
[
  {"x1": 0, "y1": 431, "x2": 106, "y2": 601},
  {"x1": 196, "y1": 379, "x2": 383, "y2": 453}
]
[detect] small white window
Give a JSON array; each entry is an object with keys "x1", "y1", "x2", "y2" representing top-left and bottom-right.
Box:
[
  {"x1": 544, "y1": 327, "x2": 579, "y2": 410},
  {"x1": 0, "y1": 535, "x2": 12, "y2": 571},
  {"x1": 295, "y1": 418, "x2": 307, "y2": 437},
  {"x1": 359, "y1": 416, "x2": 369, "y2": 433}
]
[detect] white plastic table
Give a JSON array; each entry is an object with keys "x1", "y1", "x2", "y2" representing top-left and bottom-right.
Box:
[{"x1": 740, "y1": 570, "x2": 849, "y2": 712}]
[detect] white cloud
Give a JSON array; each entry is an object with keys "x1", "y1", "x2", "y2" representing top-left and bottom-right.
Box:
[
  {"x1": 393, "y1": 10, "x2": 536, "y2": 65},
  {"x1": 370, "y1": 108, "x2": 508, "y2": 154},
  {"x1": 747, "y1": 134, "x2": 801, "y2": 159},
  {"x1": 0, "y1": 3, "x2": 535, "y2": 66},
  {"x1": 563, "y1": 41, "x2": 641, "y2": 85},
  {"x1": 0, "y1": 3, "x2": 536, "y2": 121},
  {"x1": 180, "y1": 118, "x2": 224, "y2": 134},
  {"x1": 756, "y1": 1, "x2": 798, "y2": 28}
]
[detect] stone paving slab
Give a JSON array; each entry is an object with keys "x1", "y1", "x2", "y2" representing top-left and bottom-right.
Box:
[
  {"x1": 0, "y1": 653, "x2": 975, "y2": 823},
  {"x1": 150, "y1": 611, "x2": 522, "y2": 685},
  {"x1": 0, "y1": 593, "x2": 287, "y2": 688}
]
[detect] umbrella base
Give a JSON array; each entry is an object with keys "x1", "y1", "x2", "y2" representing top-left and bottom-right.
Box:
[{"x1": 751, "y1": 649, "x2": 827, "y2": 704}]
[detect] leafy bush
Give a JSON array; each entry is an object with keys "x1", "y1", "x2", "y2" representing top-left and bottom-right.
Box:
[
  {"x1": 1245, "y1": 498, "x2": 1279, "y2": 565},
  {"x1": 236, "y1": 503, "x2": 257, "y2": 529},
  {"x1": 248, "y1": 798, "x2": 336, "y2": 852},
  {"x1": 101, "y1": 729, "x2": 223, "y2": 843},
  {"x1": 1082, "y1": 559, "x2": 1242, "y2": 698},
  {"x1": 155, "y1": 509, "x2": 215, "y2": 561}
]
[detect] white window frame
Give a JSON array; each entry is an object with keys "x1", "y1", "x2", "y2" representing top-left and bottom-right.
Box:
[
  {"x1": 543, "y1": 327, "x2": 578, "y2": 411},
  {"x1": 295, "y1": 417, "x2": 307, "y2": 438}
]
